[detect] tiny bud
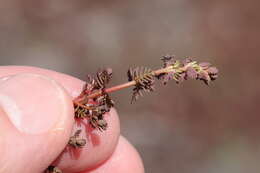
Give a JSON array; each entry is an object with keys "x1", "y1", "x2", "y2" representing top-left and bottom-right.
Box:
[
  {"x1": 161, "y1": 55, "x2": 176, "y2": 67},
  {"x1": 105, "y1": 68, "x2": 113, "y2": 76},
  {"x1": 206, "y1": 67, "x2": 218, "y2": 81},
  {"x1": 207, "y1": 66, "x2": 218, "y2": 75},
  {"x1": 186, "y1": 67, "x2": 197, "y2": 79},
  {"x1": 177, "y1": 72, "x2": 186, "y2": 83},
  {"x1": 182, "y1": 58, "x2": 193, "y2": 66},
  {"x1": 198, "y1": 71, "x2": 211, "y2": 85},
  {"x1": 199, "y1": 62, "x2": 211, "y2": 69}
]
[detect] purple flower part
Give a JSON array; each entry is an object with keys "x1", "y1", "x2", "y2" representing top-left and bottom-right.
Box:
[
  {"x1": 186, "y1": 67, "x2": 198, "y2": 79},
  {"x1": 177, "y1": 72, "x2": 186, "y2": 83},
  {"x1": 182, "y1": 58, "x2": 193, "y2": 66},
  {"x1": 162, "y1": 55, "x2": 173, "y2": 59},
  {"x1": 199, "y1": 62, "x2": 211, "y2": 69},
  {"x1": 162, "y1": 71, "x2": 175, "y2": 84},
  {"x1": 209, "y1": 75, "x2": 218, "y2": 80},
  {"x1": 198, "y1": 71, "x2": 210, "y2": 85},
  {"x1": 209, "y1": 73, "x2": 218, "y2": 81},
  {"x1": 207, "y1": 67, "x2": 218, "y2": 75},
  {"x1": 198, "y1": 71, "x2": 210, "y2": 80},
  {"x1": 161, "y1": 55, "x2": 176, "y2": 67},
  {"x1": 105, "y1": 68, "x2": 113, "y2": 76}
]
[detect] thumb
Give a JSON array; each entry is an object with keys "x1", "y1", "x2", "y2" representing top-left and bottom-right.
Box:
[{"x1": 0, "y1": 73, "x2": 74, "y2": 173}]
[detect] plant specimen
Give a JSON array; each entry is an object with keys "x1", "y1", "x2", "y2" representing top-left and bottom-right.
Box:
[{"x1": 46, "y1": 55, "x2": 218, "y2": 172}]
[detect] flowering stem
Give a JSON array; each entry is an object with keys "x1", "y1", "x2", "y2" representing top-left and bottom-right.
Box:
[
  {"x1": 85, "y1": 81, "x2": 135, "y2": 99},
  {"x1": 81, "y1": 66, "x2": 183, "y2": 100},
  {"x1": 73, "y1": 57, "x2": 218, "y2": 107}
]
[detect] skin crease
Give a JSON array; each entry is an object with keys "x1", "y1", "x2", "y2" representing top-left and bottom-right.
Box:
[{"x1": 0, "y1": 66, "x2": 144, "y2": 173}]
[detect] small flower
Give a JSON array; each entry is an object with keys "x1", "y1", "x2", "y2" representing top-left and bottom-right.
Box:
[
  {"x1": 177, "y1": 72, "x2": 186, "y2": 83},
  {"x1": 199, "y1": 62, "x2": 211, "y2": 69},
  {"x1": 197, "y1": 71, "x2": 211, "y2": 85},
  {"x1": 197, "y1": 63, "x2": 219, "y2": 84},
  {"x1": 157, "y1": 57, "x2": 218, "y2": 85},
  {"x1": 182, "y1": 58, "x2": 193, "y2": 66},
  {"x1": 160, "y1": 71, "x2": 175, "y2": 84},
  {"x1": 161, "y1": 55, "x2": 177, "y2": 68},
  {"x1": 186, "y1": 66, "x2": 198, "y2": 79},
  {"x1": 207, "y1": 67, "x2": 218, "y2": 80}
]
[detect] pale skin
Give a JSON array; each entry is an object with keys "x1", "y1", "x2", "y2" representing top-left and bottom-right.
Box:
[{"x1": 0, "y1": 66, "x2": 144, "y2": 173}]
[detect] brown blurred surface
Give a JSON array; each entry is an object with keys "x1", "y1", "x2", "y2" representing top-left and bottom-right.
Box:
[{"x1": 1, "y1": 0, "x2": 260, "y2": 172}]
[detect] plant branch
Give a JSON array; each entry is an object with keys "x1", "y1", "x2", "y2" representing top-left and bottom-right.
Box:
[
  {"x1": 73, "y1": 57, "x2": 218, "y2": 108},
  {"x1": 73, "y1": 67, "x2": 167, "y2": 102},
  {"x1": 74, "y1": 65, "x2": 186, "y2": 102}
]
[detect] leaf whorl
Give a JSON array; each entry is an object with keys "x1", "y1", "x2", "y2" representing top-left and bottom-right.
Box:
[
  {"x1": 74, "y1": 93, "x2": 114, "y2": 131},
  {"x1": 89, "y1": 93, "x2": 114, "y2": 131},
  {"x1": 75, "y1": 68, "x2": 114, "y2": 131},
  {"x1": 127, "y1": 67, "x2": 155, "y2": 103},
  {"x1": 94, "y1": 68, "x2": 113, "y2": 89},
  {"x1": 161, "y1": 55, "x2": 176, "y2": 68},
  {"x1": 68, "y1": 129, "x2": 86, "y2": 148}
]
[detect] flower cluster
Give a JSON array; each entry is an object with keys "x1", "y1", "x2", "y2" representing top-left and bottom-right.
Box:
[
  {"x1": 74, "y1": 68, "x2": 114, "y2": 131},
  {"x1": 159, "y1": 55, "x2": 218, "y2": 85},
  {"x1": 127, "y1": 55, "x2": 218, "y2": 102}
]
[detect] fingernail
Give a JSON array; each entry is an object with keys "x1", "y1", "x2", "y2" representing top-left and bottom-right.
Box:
[{"x1": 0, "y1": 73, "x2": 68, "y2": 134}]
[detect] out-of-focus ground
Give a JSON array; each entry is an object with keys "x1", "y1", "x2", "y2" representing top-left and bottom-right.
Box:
[{"x1": 1, "y1": 0, "x2": 260, "y2": 172}]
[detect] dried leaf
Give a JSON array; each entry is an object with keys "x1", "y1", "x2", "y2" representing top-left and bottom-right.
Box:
[
  {"x1": 127, "y1": 67, "x2": 155, "y2": 103},
  {"x1": 94, "y1": 68, "x2": 113, "y2": 89}
]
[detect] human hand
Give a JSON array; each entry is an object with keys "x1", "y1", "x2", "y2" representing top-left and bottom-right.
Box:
[{"x1": 0, "y1": 66, "x2": 144, "y2": 173}]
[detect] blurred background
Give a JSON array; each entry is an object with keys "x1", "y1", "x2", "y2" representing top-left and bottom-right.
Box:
[{"x1": 0, "y1": 0, "x2": 259, "y2": 172}]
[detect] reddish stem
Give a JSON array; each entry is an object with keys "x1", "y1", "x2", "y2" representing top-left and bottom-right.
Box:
[
  {"x1": 85, "y1": 80, "x2": 136, "y2": 99},
  {"x1": 73, "y1": 65, "x2": 186, "y2": 105},
  {"x1": 84, "y1": 67, "x2": 172, "y2": 99}
]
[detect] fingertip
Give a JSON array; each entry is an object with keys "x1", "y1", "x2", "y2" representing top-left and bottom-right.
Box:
[
  {"x1": 0, "y1": 73, "x2": 75, "y2": 172},
  {"x1": 0, "y1": 66, "x2": 85, "y2": 98},
  {"x1": 80, "y1": 136, "x2": 145, "y2": 173},
  {"x1": 0, "y1": 66, "x2": 123, "y2": 172},
  {"x1": 54, "y1": 108, "x2": 120, "y2": 172}
]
